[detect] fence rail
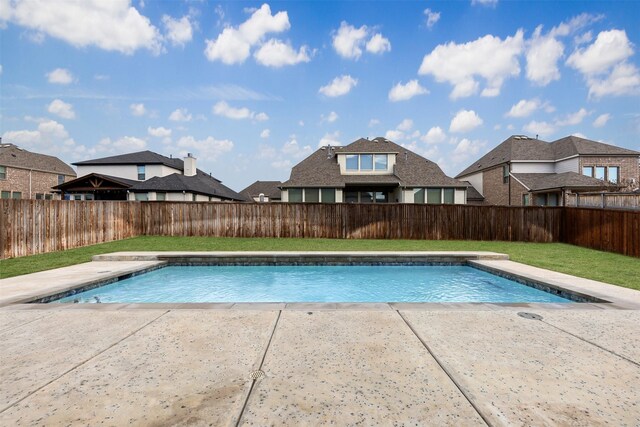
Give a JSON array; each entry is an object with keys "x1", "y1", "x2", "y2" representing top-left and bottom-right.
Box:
[
  {"x1": 566, "y1": 192, "x2": 640, "y2": 210},
  {"x1": 1, "y1": 200, "x2": 638, "y2": 259}
]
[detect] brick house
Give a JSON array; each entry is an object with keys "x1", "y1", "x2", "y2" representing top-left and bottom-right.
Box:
[
  {"x1": 55, "y1": 150, "x2": 246, "y2": 202},
  {"x1": 280, "y1": 137, "x2": 470, "y2": 204},
  {"x1": 456, "y1": 135, "x2": 640, "y2": 206},
  {"x1": 0, "y1": 142, "x2": 76, "y2": 200}
]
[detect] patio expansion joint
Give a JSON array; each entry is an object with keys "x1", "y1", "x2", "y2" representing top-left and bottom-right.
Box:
[
  {"x1": 0, "y1": 309, "x2": 171, "y2": 415},
  {"x1": 396, "y1": 310, "x2": 493, "y2": 427},
  {"x1": 540, "y1": 319, "x2": 640, "y2": 368},
  {"x1": 234, "y1": 309, "x2": 283, "y2": 427},
  {"x1": 0, "y1": 312, "x2": 53, "y2": 335}
]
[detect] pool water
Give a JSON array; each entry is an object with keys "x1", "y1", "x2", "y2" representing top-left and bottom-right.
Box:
[{"x1": 54, "y1": 265, "x2": 573, "y2": 303}]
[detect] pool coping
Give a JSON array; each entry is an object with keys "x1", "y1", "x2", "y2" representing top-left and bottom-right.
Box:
[{"x1": 1, "y1": 251, "x2": 639, "y2": 309}]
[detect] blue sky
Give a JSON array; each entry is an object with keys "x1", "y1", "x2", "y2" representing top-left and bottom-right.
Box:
[{"x1": 1, "y1": 0, "x2": 639, "y2": 191}]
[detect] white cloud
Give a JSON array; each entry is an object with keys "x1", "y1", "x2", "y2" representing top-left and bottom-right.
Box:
[
  {"x1": 321, "y1": 111, "x2": 339, "y2": 123},
  {"x1": 506, "y1": 98, "x2": 541, "y2": 118},
  {"x1": 419, "y1": 30, "x2": 524, "y2": 98},
  {"x1": 5, "y1": 0, "x2": 162, "y2": 54},
  {"x1": 332, "y1": 21, "x2": 368, "y2": 59},
  {"x1": 593, "y1": 113, "x2": 611, "y2": 128},
  {"x1": 365, "y1": 33, "x2": 391, "y2": 54},
  {"x1": 526, "y1": 26, "x2": 564, "y2": 86},
  {"x1": 471, "y1": 0, "x2": 498, "y2": 6},
  {"x1": 556, "y1": 108, "x2": 589, "y2": 126},
  {"x1": 421, "y1": 126, "x2": 446, "y2": 144},
  {"x1": 523, "y1": 120, "x2": 556, "y2": 136},
  {"x1": 176, "y1": 135, "x2": 234, "y2": 161},
  {"x1": 319, "y1": 131, "x2": 341, "y2": 147},
  {"x1": 586, "y1": 63, "x2": 640, "y2": 98},
  {"x1": 260, "y1": 129, "x2": 270, "y2": 138},
  {"x1": 388, "y1": 80, "x2": 429, "y2": 102},
  {"x1": 253, "y1": 39, "x2": 311, "y2": 67},
  {"x1": 397, "y1": 119, "x2": 413, "y2": 132},
  {"x1": 47, "y1": 99, "x2": 75, "y2": 119},
  {"x1": 424, "y1": 9, "x2": 440, "y2": 29},
  {"x1": 162, "y1": 15, "x2": 193, "y2": 47},
  {"x1": 282, "y1": 136, "x2": 313, "y2": 159},
  {"x1": 130, "y1": 103, "x2": 146, "y2": 117},
  {"x1": 452, "y1": 138, "x2": 486, "y2": 165},
  {"x1": 318, "y1": 75, "x2": 358, "y2": 97},
  {"x1": 46, "y1": 68, "x2": 73, "y2": 85},
  {"x1": 213, "y1": 101, "x2": 268, "y2": 121},
  {"x1": 2, "y1": 119, "x2": 78, "y2": 157},
  {"x1": 574, "y1": 31, "x2": 593, "y2": 45},
  {"x1": 385, "y1": 130, "x2": 404, "y2": 141},
  {"x1": 147, "y1": 126, "x2": 172, "y2": 137},
  {"x1": 271, "y1": 159, "x2": 292, "y2": 170},
  {"x1": 449, "y1": 110, "x2": 483, "y2": 133},
  {"x1": 368, "y1": 119, "x2": 380, "y2": 127},
  {"x1": 567, "y1": 29, "x2": 634, "y2": 75},
  {"x1": 204, "y1": 4, "x2": 290, "y2": 65},
  {"x1": 332, "y1": 21, "x2": 390, "y2": 59},
  {"x1": 106, "y1": 136, "x2": 147, "y2": 151},
  {"x1": 169, "y1": 108, "x2": 192, "y2": 122}
]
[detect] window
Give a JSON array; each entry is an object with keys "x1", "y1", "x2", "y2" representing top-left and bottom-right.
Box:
[
  {"x1": 374, "y1": 154, "x2": 388, "y2": 171},
  {"x1": 375, "y1": 192, "x2": 388, "y2": 203},
  {"x1": 73, "y1": 194, "x2": 82, "y2": 201},
  {"x1": 135, "y1": 193, "x2": 148, "y2": 201},
  {"x1": 608, "y1": 166, "x2": 619, "y2": 184},
  {"x1": 443, "y1": 188, "x2": 455, "y2": 204},
  {"x1": 1, "y1": 191, "x2": 10, "y2": 199},
  {"x1": 137, "y1": 165, "x2": 145, "y2": 180},
  {"x1": 502, "y1": 165, "x2": 509, "y2": 184},
  {"x1": 156, "y1": 192, "x2": 166, "y2": 201},
  {"x1": 85, "y1": 193, "x2": 94, "y2": 201},
  {"x1": 346, "y1": 155, "x2": 358, "y2": 171},
  {"x1": 259, "y1": 193, "x2": 265, "y2": 202},
  {"x1": 522, "y1": 194, "x2": 530, "y2": 206},
  {"x1": 45, "y1": 194, "x2": 53, "y2": 200},
  {"x1": 288, "y1": 188, "x2": 302, "y2": 202},
  {"x1": 58, "y1": 174, "x2": 64, "y2": 185},
  {"x1": 35, "y1": 193, "x2": 44, "y2": 200},
  {"x1": 547, "y1": 193, "x2": 559, "y2": 206},
  {"x1": 360, "y1": 191, "x2": 374, "y2": 203},
  {"x1": 192, "y1": 194, "x2": 197, "y2": 201},
  {"x1": 534, "y1": 194, "x2": 546, "y2": 206},
  {"x1": 345, "y1": 191, "x2": 358, "y2": 203},
  {"x1": 582, "y1": 166, "x2": 594, "y2": 177},
  {"x1": 360, "y1": 154, "x2": 373, "y2": 171},
  {"x1": 413, "y1": 188, "x2": 425, "y2": 204},
  {"x1": 321, "y1": 188, "x2": 335, "y2": 203},
  {"x1": 0, "y1": 165, "x2": 6, "y2": 180},
  {"x1": 305, "y1": 188, "x2": 319, "y2": 203},
  {"x1": 426, "y1": 188, "x2": 441, "y2": 204},
  {"x1": 12, "y1": 191, "x2": 22, "y2": 199},
  {"x1": 595, "y1": 166, "x2": 606, "y2": 181}
]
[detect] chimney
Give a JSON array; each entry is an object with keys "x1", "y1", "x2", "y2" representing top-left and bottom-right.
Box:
[{"x1": 184, "y1": 153, "x2": 196, "y2": 177}]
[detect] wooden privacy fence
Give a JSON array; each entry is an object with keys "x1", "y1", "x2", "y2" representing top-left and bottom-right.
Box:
[
  {"x1": 566, "y1": 192, "x2": 640, "y2": 210},
  {"x1": 1, "y1": 200, "x2": 638, "y2": 259}
]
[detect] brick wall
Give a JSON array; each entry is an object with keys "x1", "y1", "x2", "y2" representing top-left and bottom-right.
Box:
[
  {"x1": 509, "y1": 177, "x2": 528, "y2": 206},
  {"x1": 482, "y1": 164, "x2": 510, "y2": 205},
  {"x1": 0, "y1": 167, "x2": 75, "y2": 199},
  {"x1": 580, "y1": 156, "x2": 640, "y2": 190}
]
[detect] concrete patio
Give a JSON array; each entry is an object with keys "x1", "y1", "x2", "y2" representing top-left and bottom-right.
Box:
[{"x1": 1, "y1": 254, "x2": 639, "y2": 425}]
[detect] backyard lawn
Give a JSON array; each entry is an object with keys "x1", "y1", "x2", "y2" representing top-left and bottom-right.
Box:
[{"x1": 0, "y1": 236, "x2": 638, "y2": 290}]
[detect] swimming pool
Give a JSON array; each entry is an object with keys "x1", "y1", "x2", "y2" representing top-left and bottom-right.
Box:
[{"x1": 53, "y1": 265, "x2": 574, "y2": 303}]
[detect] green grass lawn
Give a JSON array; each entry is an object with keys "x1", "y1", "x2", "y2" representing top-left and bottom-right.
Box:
[{"x1": 1, "y1": 236, "x2": 638, "y2": 290}]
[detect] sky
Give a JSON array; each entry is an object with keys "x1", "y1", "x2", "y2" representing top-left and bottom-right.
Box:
[{"x1": 1, "y1": 0, "x2": 639, "y2": 191}]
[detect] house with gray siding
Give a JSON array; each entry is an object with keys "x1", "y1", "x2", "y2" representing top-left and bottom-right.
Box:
[
  {"x1": 456, "y1": 135, "x2": 640, "y2": 206},
  {"x1": 281, "y1": 137, "x2": 470, "y2": 204}
]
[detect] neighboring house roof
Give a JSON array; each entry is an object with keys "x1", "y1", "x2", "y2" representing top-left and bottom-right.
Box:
[
  {"x1": 511, "y1": 172, "x2": 618, "y2": 192},
  {"x1": 0, "y1": 143, "x2": 76, "y2": 176},
  {"x1": 465, "y1": 184, "x2": 485, "y2": 201},
  {"x1": 282, "y1": 137, "x2": 466, "y2": 188},
  {"x1": 456, "y1": 135, "x2": 640, "y2": 178},
  {"x1": 74, "y1": 150, "x2": 184, "y2": 170},
  {"x1": 240, "y1": 181, "x2": 282, "y2": 200},
  {"x1": 53, "y1": 173, "x2": 138, "y2": 190},
  {"x1": 129, "y1": 171, "x2": 246, "y2": 201}
]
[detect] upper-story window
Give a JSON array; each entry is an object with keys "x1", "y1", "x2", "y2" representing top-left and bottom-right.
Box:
[
  {"x1": 608, "y1": 167, "x2": 619, "y2": 183},
  {"x1": 595, "y1": 166, "x2": 606, "y2": 181},
  {"x1": 0, "y1": 165, "x2": 6, "y2": 180},
  {"x1": 502, "y1": 165, "x2": 509, "y2": 184},
  {"x1": 345, "y1": 154, "x2": 388, "y2": 172},
  {"x1": 582, "y1": 166, "x2": 594, "y2": 177},
  {"x1": 137, "y1": 165, "x2": 145, "y2": 180},
  {"x1": 58, "y1": 174, "x2": 64, "y2": 185}
]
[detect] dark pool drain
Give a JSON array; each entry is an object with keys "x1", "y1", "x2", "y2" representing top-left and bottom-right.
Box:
[
  {"x1": 249, "y1": 370, "x2": 265, "y2": 380},
  {"x1": 517, "y1": 312, "x2": 543, "y2": 321}
]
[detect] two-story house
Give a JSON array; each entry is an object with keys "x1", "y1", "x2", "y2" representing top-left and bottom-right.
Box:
[
  {"x1": 0, "y1": 142, "x2": 76, "y2": 200},
  {"x1": 456, "y1": 135, "x2": 640, "y2": 206},
  {"x1": 55, "y1": 150, "x2": 246, "y2": 202},
  {"x1": 280, "y1": 137, "x2": 469, "y2": 204}
]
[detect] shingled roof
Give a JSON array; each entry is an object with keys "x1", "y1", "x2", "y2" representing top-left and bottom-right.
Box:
[
  {"x1": 0, "y1": 143, "x2": 76, "y2": 176},
  {"x1": 282, "y1": 137, "x2": 466, "y2": 189},
  {"x1": 130, "y1": 171, "x2": 246, "y2": 201},
  {"x1": 457, "y1": 135, "x2": 640, "y2": 178},
  {"x1": 74, "y1": 150, "x2": 184, "y2": 170},
  {"x1": 511, "y1": 172, "x2": 618, "y2": 192},
  {"x1": 240, "y1": 181, "x2": 282, "y2": 200}
]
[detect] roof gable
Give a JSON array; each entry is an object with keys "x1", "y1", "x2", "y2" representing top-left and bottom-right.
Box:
[
  {"x1": 74, "y1": 150, "x2": 184, "y2": 170},
  {"x1": 241, "y1": 181, "x2": 282, "y2": 199},
  {"x1": 0, "y1": 143, "x2": 76, "y2": 176}
]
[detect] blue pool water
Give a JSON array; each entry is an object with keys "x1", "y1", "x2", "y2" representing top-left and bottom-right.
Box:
[{"x1": 54, "y1": 265, "x2": 573, "y2": 303}]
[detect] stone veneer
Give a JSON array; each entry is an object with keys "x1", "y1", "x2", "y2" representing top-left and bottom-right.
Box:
[{"x1": 0, "y1": 166, "x2": 75, "y2": 199}]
